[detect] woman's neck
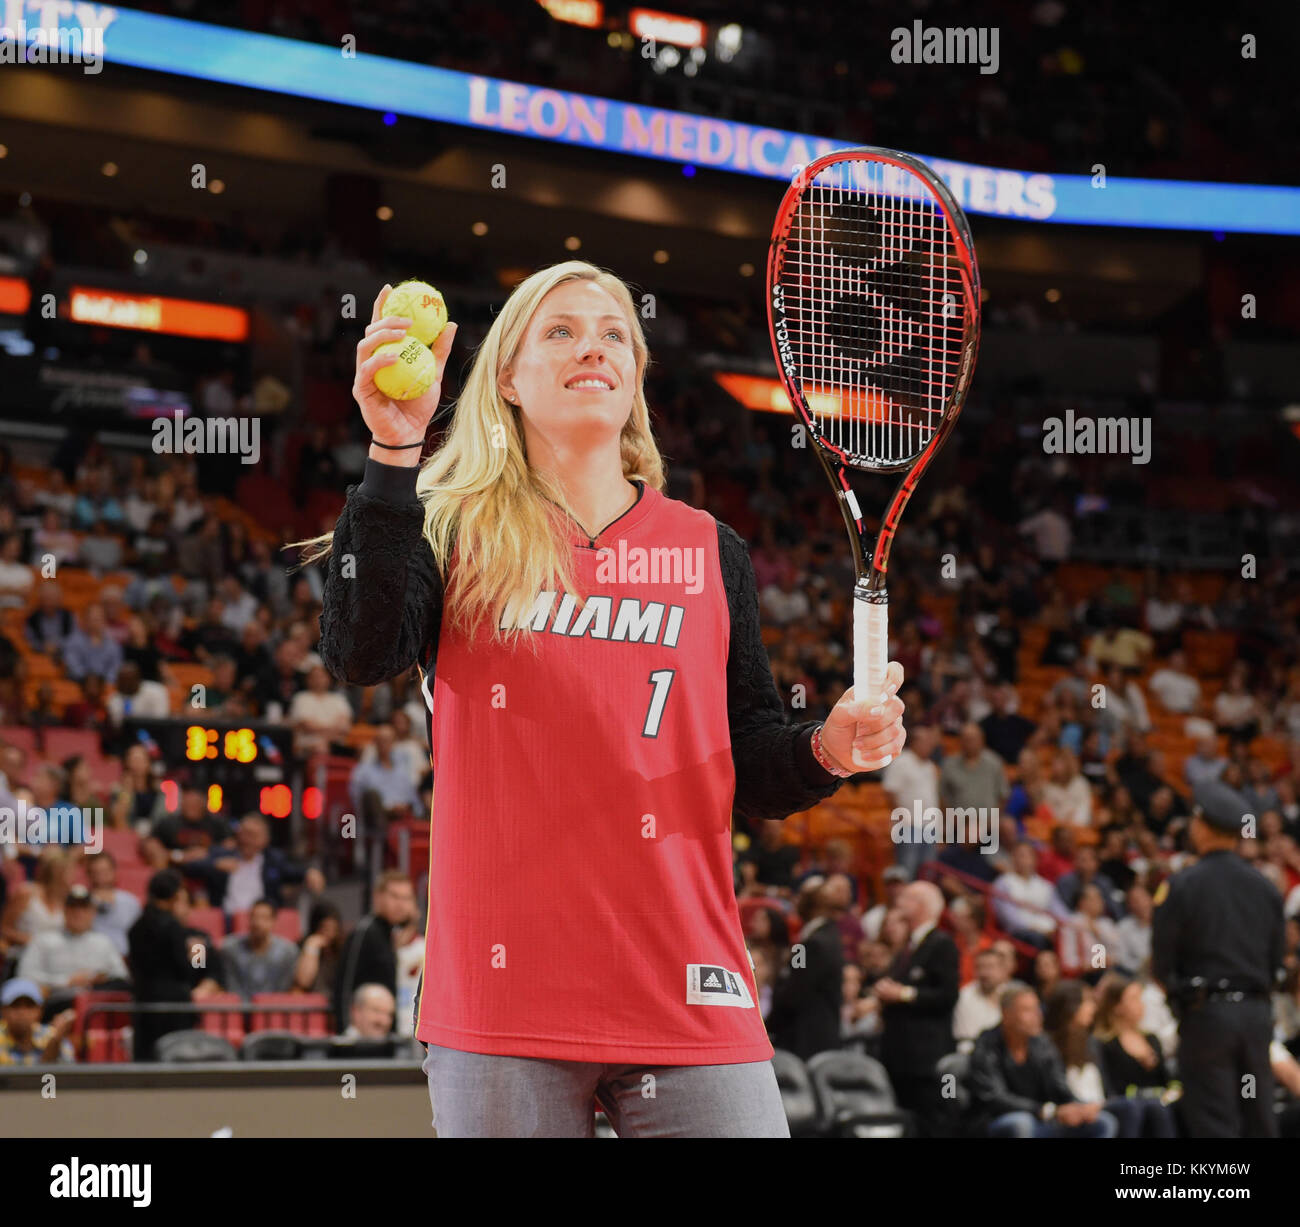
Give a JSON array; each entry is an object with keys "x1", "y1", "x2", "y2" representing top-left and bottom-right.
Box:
[{"x1": 533, "y1": 442, "x2": 635, "y2": 539}]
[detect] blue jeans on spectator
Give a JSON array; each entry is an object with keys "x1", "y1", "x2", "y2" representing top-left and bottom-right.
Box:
[
  {"x1": 986, "y1": 1110, "x2": 1118, "y2": 1138},
  {"x1": 1104, "y1": 1095, "x2": 1177, "y2": 1138}
]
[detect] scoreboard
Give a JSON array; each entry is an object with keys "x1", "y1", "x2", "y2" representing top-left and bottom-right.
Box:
[{"x1": 120, "y1": 717, "x2": 314, "y2": 831}]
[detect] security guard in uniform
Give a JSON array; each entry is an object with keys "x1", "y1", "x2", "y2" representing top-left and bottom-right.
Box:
[{"x1": 1151, "y1": 777, "x2": 1286, "y2": 1138}]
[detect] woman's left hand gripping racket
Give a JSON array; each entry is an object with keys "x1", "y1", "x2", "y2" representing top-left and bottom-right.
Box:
[{"x1": 767, "y1": 146, "x2": 981, "y2": 769}]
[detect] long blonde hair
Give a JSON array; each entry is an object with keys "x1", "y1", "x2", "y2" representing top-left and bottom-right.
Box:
[{"x1": 306, "y1": 261, "x2": 665, "y2": 644}]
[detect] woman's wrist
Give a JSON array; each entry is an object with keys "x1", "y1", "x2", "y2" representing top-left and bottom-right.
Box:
[
  {"x1": 811, "y1": 723, "x2": 854, "y2": 778},
  {"x1": 368, "y1": 441, "x2": 423, "y2": 467}
]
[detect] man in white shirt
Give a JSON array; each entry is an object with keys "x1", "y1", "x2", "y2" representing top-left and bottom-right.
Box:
[
  {"x1": 17, "y1": 886, "x2": 130, "y2": 995},
  {"x1": 953, "y1": 947, "x2": 1010, "y2": 1051},
  {"x1": 992, "y1": 842, "x2": 1058, "y2": 949},
  {"x1": 1115, "y1": 883, "x2": 1154, "y2": 973},
  {"x1": 106, "y1": 662, "x2": 171, "y2": 727},
  {"x1": 1018, "y1": 505, "x2": 1071, "y2": 563},
  {"x1": 882, "y1": 724, "x2": 941, "y2": 880},
  {"x1": 1148, "y1": 649, "x2": 1200, "y2": 714},
  {"x1": 1043, "y1": 750, "x2": 1093, "y2": 828},
  {"x1": 289, "y1": 664, "x2": 353, "y2": 756}
]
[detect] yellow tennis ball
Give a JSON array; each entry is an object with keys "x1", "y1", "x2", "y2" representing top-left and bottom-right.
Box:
[
  {"x1": 373, "y1": 337, "x2": 438, "y2": 400},
  {"x1": 383, "y1": 280, "x2": 447, "y2": 347}
]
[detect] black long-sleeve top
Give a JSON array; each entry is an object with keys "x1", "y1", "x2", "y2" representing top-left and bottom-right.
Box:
[{"x1": 318, "y1": 459, "x2": 845, "y2": 823}]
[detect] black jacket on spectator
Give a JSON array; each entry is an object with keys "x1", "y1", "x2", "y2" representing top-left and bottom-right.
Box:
[
  {"x1": 879, "y1": 927, "x2": 960, "y2": 1078},
  {"x1": 128, "y1": 903, "x2": 195, "y2": 1060},
  {"x1": 967, "y1": 1025, "x2": 1075, "y2": 1127},
  {"x1": 766, "y1": 916, "x2": 843, "y2": 1062},
  {"x1": 333, "y1": 914, "x2": 397, "y2": 1033}
]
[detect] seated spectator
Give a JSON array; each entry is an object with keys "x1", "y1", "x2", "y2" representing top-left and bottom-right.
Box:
[
  {"x1": 289, "y1": 664, "x2": 353, "y2": 756},
  {"x1": 61, "y1": 673, "x2": 110, "y2": 732},
  {"x1": 0, "y1": 979, "x2": 75, "y2": 1065},
  {"x1": 349, "y1": 723, "x2": 420, "y2": 831},
  {"x1": 859, "y1": 865, "x2": 907, "y2": 940},
  {"x1": 1044, "y1": 979, "x2": 1175, "y2": 1138},
  {"x1": 1035, "y1": 824, "x2": 1076, "y2": 883},
  {"x1": 108, "y1": 743, "x2": 168, "y2": 833},
  {"x1": 0, "y1": 531, "x2": 34, "y2": 609},
  {"x1": 1114, "y1": 884, "x2": 1154, "y2": 974},
  {"x1": 1213, "y1": 664, "x2": 1262, "y2": 745},
  {"x1": 1032, "y1": 949, "x2": 1062, "y2": 1004},
  {"x1": 79, "y1": 520, "x2": 125, "y2": 573},
  {"x1": 1043, "y1": 749, "x2": 1092, "y2": 828},
  {"x1": 142, "y1": 783, "x2": 233, "y2": 875},
  {"x1": 183, "y1": 596, "x2": 241, "y2": 663},
  {"x1": 1148, "y1": 649, "x2": 1200, "y2": 713},
  {"x1": 2, "y1": 848, "x2": 70, "y2": 948},
  {"x1": 979, "y1": 685, "x2": 1037, "y2": 765},
  {"x1": 1094, "y1": 972, "x2": 1179, "y2": 1103},
  {"x1": 344, "y1": 983, "x2": 397, "y2": 1040},
  {"x1": 24, "y1": 582, "x2": 76, "y2": 654},
  {"x1": 86, "y1": 851, "x2": 142, "y2": 955},
  {"x1": 1096, "y1": 824, "x2": 1137, "y2": 894},
  {"x1": 966, "y1": 983, "x2": 1118, "y2": 1137},
  {"x1": 1183, "y1": 734, "x2": 1227, "y2": 792},
  {"x1": 1053, "y1": 845, "x2": 1120, "y2": 919},
  {"x1": 294, "y1": 901, "x2": 344, "y2": 995},
  {"x1": 939, "y1": 723, "x2": 1008, "y2": 813},
  {"x1": 1096, "y1": 665, "x2": 1151, "y2": 742},
  {"x1": 17, "y1": 884, "x2": 131, "y2": 1003},
  {"x1": 992, "y1": 842, "x2": 1058, "y2": 950},
  {"x1": 221, "y1": 899, "x2": 298, "y2": 999},
  {"x1": 748, "y1": 818, "x2": 801, "y2": 893},
  {"x1": 61, "y1": 603, "x2": 123, "y2": 684},
  {"x1": 120, "y1": 614, "x2": 166, "y2": 684},
  {"x1": 106, "y1": 661, "x2": 171, "y2": 728},
  {"x1": 948, "y1": 895, "x2": 994, "y2": 984},
  {"x1": 1087, "y1": 619, "x2": 1152, "y2": 673},
  {"x1": 1058, "y1": 883, "x2": 1122, "y2": 981},
  {"x1": 127, "y1": 870, "x2": 200, "y2": 1060},
  {"x1": 203, "y1": 655, "x2": 242, "y2": 715},
  {"x1": 881, "y1": 723, "x2": 940, "y2": 880},
  {"x1": 953, "y1": 947, "x2": 1011, "y2": 1051},
  {"x1": 192, "y1": 813, "x2": 324, "y2": 915},
  {"x1": 253, "y1": 637, "x2": 306, "y2": 719}
]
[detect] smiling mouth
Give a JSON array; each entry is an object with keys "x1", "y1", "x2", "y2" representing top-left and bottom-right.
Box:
[{"x1": 565, "y1": 377, "x2": 615, "y2": 390}]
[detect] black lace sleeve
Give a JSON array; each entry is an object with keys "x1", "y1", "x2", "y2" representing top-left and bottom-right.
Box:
[
  {"x1": 717, "y1": 521, "x2": 845, "y2": 822},
  {"x1": 318, "y1": 459, "x2": 442, "y2": 686}
]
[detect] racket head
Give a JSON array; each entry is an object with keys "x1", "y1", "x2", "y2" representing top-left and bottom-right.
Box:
[{"x1": 767, "y1": 146, "x2": 980, "y2": 477}]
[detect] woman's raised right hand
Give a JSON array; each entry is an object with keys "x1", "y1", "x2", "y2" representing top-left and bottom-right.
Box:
[{"x1": 354, "y1": 283, "x2": 458, "y2": 460}]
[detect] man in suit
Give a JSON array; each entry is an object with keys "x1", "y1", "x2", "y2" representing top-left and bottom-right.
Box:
[
  {"x1": 874, "y1": 880, "x2": 960, "y2": 1136},
  {"x1": 767, "y1": 877, "x2": 844, "y2": 1061}
]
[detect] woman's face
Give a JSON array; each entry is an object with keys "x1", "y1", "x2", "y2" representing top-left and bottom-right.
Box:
[
  {"x1": 1119, "y1": 981, "x2": 1144, "y2": 1025},
  {"x1": 1036, "y1": 950, "x2": 1059, "y2": 980},
  {"x1": 1074, "y1": 989, "x2": 1096, "y2": 1028},
  {"x1": 501, "y1": 279, "x2": 637, "y2": 454}
]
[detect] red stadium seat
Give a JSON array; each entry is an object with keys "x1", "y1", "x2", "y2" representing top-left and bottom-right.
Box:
[
  {"x1": 113, "y1": 863, "x2": 154, "y2": 900},
  {"x1": 198, "y1": 993, "x2": 246, "y2": 1045},
  {"x1": 249, "y1": 992, "x2": 331, "y2": 1036},
  {"x1": 74, "y1": 990, "x2": 133, "y2": 1063},
  {"x1": 98, "y1": 826, "x2": 146, "y2": 867},
  {"x1": 40, "y1": 727, "x2": 102, "y2": 762},
  {"x1": 0, "y1": 725, "x2": 38, "y2": 754},
  {"x1": 185, "y1": 906, "x2": 227, "y2": 943}
]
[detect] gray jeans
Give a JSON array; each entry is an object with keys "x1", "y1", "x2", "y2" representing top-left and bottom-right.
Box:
[{"x1": 421, "y1": 1042, "x2": 790, "y2": 1138}]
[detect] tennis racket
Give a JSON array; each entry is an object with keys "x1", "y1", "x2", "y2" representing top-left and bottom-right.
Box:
[{"x1": 766, "y1": 146, "x2": 980, "y2": 757}]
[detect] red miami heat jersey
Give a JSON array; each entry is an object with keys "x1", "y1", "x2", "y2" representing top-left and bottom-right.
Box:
[{"x1": 415, "y1": 481, "x2": 773, "y2": 1064}]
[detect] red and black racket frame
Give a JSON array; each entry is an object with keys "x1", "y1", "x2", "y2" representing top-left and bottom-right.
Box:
[{"x1": 766, "y1": 145, "x2": 982, "y2": 612}]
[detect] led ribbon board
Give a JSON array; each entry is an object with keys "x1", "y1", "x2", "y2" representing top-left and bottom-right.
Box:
[{"x1": 7, "y1": 5, "x2": 1298, "y2": 235}]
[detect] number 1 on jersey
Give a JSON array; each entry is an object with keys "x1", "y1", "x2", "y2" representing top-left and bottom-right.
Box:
[{"x1": 642, "y1": 669, "x2": 675, "y2": 737}]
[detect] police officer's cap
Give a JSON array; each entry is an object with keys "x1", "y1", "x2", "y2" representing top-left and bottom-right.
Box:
[{"x1": 1192, "y1": 776, "x2": 1249, "y2": 834}]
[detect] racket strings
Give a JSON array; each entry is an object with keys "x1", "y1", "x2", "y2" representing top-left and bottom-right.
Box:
[{"x1": 778, "y1": 158, "x2": 969, "y2": 465}]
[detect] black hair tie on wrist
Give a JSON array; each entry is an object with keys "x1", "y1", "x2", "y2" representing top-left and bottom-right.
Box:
[{"x1": 371, "y1": 439, "x2": 424, "y2": 450}]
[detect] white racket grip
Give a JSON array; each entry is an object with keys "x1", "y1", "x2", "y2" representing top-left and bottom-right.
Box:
[{"x1": 853, "y1": 593, "x2": 890, "y2": 770}]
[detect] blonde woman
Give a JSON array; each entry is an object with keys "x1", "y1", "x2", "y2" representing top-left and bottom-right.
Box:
[{"x1": 316, "y1": 263, "x2": 906, "y2": 1138}]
